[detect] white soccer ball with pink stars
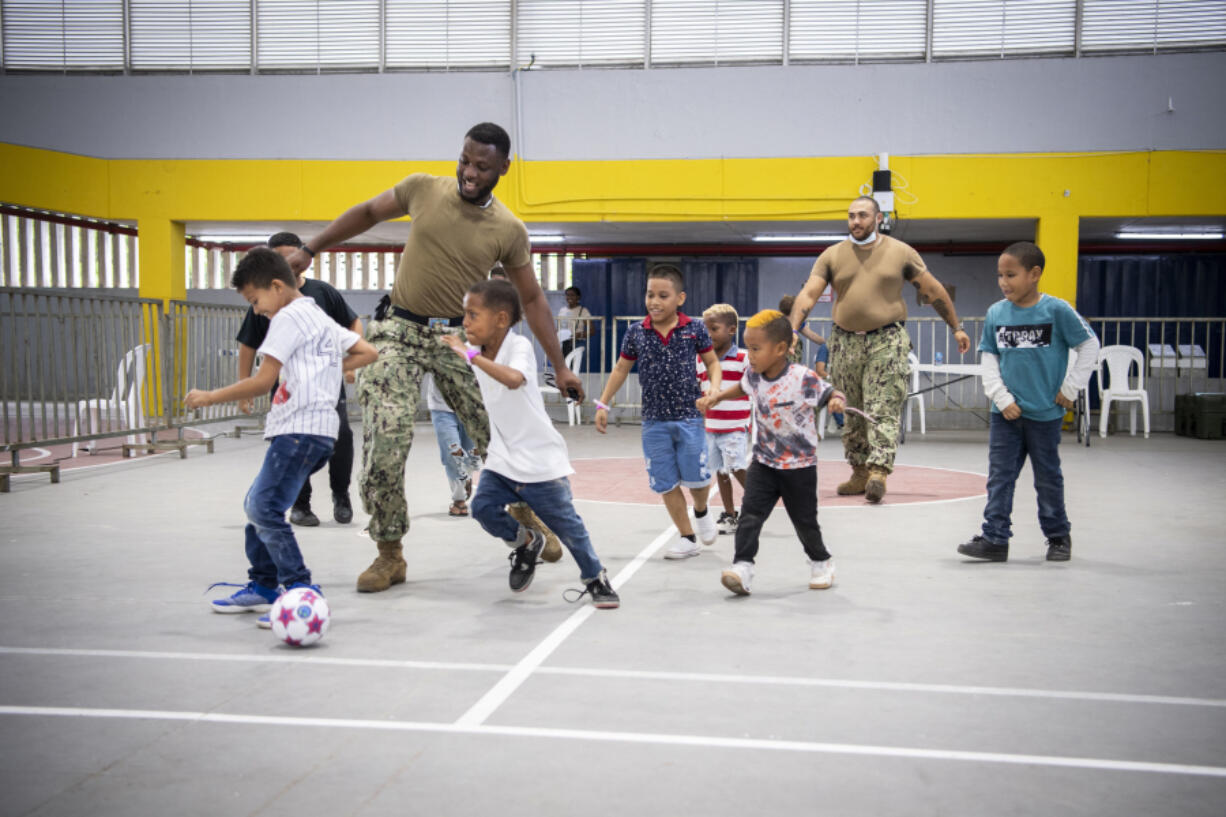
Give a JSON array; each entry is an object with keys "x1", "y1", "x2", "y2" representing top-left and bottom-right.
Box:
[{"x1": 269, "y1": 586, "x2": 330, "y2": 647}]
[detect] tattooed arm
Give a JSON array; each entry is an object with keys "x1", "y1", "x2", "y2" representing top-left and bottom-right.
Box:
[{"x1": 911, "y1": 268, "x2": 971, "y2": 354}]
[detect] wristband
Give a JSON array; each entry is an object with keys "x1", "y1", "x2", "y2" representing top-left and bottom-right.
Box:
[
  {"x1": 466, "y1": 347, "x2": 480, "y2": 361},
  {"x1": 300, "y1": 244, "x2": 316, "y2": 258},
  {"x1": 594, "y1": 400, "x2": 611, "y2": 412}
]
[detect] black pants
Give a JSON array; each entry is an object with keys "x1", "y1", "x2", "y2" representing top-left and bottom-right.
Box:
[
  {"x1": 733, "y1": 461, "x2": 830, "y2": 564},
  {"x1": 294, "y1": 388, "x2": 353, "y2": 508}
]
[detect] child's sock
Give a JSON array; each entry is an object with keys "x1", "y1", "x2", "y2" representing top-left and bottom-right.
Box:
[
  {"x1": 694, "y1": 508, "x2": 708, "y2": 518},
  {"x1": 682, "y1": 533, "x2": 697, "y2": 543}
]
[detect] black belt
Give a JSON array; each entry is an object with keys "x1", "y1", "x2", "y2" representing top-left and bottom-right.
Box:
[
  {"x1": 392, "y1": 306, "x2": 463, "y2": 328},
  {"x1": 835, "y1": 321, "x2": 905, "y2": 336}
]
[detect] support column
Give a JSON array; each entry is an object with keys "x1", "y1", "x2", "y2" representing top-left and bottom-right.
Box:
[
  {"x1": 137, "y1": 217, "x2": 186, "y2": 303},
  {"x1": 136, "y1": 217, "x2": 185, "y2": 424},
  {"x1": 1035, "y1": 213, "x2": 1079, "y2": 306}
]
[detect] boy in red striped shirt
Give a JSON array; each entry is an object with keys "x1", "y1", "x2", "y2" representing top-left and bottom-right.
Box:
[{"x1": 698, "y1": 304, "x2": 752, "y2": 534}]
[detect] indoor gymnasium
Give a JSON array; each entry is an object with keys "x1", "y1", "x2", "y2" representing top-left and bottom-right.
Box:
[{"x1": 1, "y1": 2, "x2": 1224, "y2": 815}]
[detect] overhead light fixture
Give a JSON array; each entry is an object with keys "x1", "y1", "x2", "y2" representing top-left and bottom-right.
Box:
[
  {"x1": 529, "y1": 235, "x2": 566, "y2": 244},
  {"x1": 1116, "y1": 230, "x2": 1223, "y2": 241},
  {"x1": 751, "y1": 234, "x2": 844, "y2": 243}
]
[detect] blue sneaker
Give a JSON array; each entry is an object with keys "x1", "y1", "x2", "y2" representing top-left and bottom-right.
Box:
[
  {"x1": 258, "y1": 583, "x2": 323, "y2": 629},
  {"x1": 208, "y1": 581, "x2": 278, "y2": 614}
]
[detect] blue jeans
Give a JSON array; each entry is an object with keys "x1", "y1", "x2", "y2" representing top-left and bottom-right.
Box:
[
  {"x1": 431, "y1": 409, "x2": 480, "y2": 501},
  {"x1": 244, "y1": 434, "x2": 334, "y2": 589},
  {"x1": 642, "y1": 417, "x2": 711, "y2": 494},
  {"x1": 981, "y1": 413, "x2": 1069, "y2": 544},
  {"x1": 470, "y1": 470, "x2": 604, "y2": 581}
]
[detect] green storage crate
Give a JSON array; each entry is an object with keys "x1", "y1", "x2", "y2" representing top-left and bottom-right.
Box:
[{"x1": 1175, "y1": 393, "x2": 1226, "y2": 440}]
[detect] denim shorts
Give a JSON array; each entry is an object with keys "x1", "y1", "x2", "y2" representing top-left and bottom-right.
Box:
[
  {"x1": 706, "y1": 429, "x2": 749, "y2": 475},
  {"x1": 642, "y1": 417, "x2": 711, "y2": 494}
]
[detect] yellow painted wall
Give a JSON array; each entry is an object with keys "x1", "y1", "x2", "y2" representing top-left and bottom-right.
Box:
[{"x1": 2, "y1": 142, "x2": 1224, "y2": 306}]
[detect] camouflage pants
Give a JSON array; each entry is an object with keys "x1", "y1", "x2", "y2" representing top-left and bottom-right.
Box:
[
  {"x1": 356, "y1": 317, "x2": 489, "y2": 542},
  {"x1": 828, "y1": 324, "x2": 911, "y2": 473}
]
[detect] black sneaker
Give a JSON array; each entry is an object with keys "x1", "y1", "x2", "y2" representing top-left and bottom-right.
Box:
[
  {"x1": 957, "y1": 534, "x2": 1008, "y2": 562},
  {"x1": 290, "y1": 504, "x2": 320, "y2": 527},
  {"x1": 508, "y1": 529, "x2": 547, "y2": 593},
  {"x1": 333, "y1": 493, "x2": 353, "y2": 524},
  {"x1": 1045, "y1": 535, "x2": 1072, "y2": 562},
  {"x1": 564, "y1": 570, "x2": 620, "y2": 609}
]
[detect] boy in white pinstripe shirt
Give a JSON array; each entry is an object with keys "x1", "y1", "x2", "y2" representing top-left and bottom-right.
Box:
[{"x1": 189, "y1": 248, "x2": 377, "y2": 626}]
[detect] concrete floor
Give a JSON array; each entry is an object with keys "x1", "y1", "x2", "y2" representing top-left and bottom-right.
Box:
[{"x1": 1, "y1": 422, "x2": 1224, "y2": 816}]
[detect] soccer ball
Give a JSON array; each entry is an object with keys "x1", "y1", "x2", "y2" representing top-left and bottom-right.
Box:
[{"x1": 269, "y1": 587, "x2": 330, "y2": 647}]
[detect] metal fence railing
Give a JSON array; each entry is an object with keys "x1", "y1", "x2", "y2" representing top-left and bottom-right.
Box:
[
  {"x1": 163, "y1": 300, "x2": 270, "y2": 440},
  {"x1": 595, "y1": 314, "x2": 1226, "y2": 433},
  {"x1": 5, "y1": 295, "x2": 1222, "y2": 491},
  {"x1": 1, "y1": 287, "x2": 166, "y2": 488},
  {"x1": 0, "y1": 291, "x2": 263, "y2": 490}
]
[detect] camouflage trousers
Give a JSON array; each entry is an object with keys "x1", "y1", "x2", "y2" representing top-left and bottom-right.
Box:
[
  {"x1": 828, "y1": 324, "x2": 911, "y2": 473},
  {"x1": 356, "y1": 316, "x2": 489, "y2": 542}
]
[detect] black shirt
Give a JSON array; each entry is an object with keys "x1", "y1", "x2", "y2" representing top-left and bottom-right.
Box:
[{"x1": 236, "y1": 278, "x2": 359, "y2": 349}]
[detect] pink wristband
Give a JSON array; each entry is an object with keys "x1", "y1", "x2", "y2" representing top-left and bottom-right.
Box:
[
  {"x1": 466, "y1": 347, "x2": 480, "y2": 361},
  {"x1": 594, "y1": 400, "x2": 611, "y2": 411}
]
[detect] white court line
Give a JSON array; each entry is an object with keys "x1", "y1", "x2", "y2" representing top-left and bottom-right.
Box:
[
  {"x1": 0, "y1": 646, "x2": 510, "y2": 674},
  {"x1": 534, "y1": 667, "x2": 1226, "y2": 709},
  {"x1": 452, "y1": 525, "x2": 677, "y2": 727},
  {"x1": 3, "y1": 705, "x2": 1224, "y2": 780},
  {"x1": 4, "y1": 645, "x2": 1224, "y2": 710}
]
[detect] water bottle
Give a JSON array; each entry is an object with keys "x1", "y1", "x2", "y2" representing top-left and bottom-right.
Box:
[{"x1": 935, "y1": 351, "x2": 944, "y2": 365}]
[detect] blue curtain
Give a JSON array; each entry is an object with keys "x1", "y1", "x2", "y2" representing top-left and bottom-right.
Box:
[
  {"x1": 1077, "y1": 252, "x2": 1226, "y2": 382},
  {"x1": 572, "y1": 257, "x2": 760, "y2": 369}
]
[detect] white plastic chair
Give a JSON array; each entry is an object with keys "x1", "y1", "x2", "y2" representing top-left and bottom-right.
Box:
[
  {"x1": 72, "y1": 344, "x2": 150, "y2": 456},
  {"x1": 904, "y1": 352, "x2": 926, "y2": 435},
  {"x1": 1097, "y1": 345, "x2": 1149, "y2": 439},
  {"x1": 540, "y1": 345, "x2": 587, "y2": 426}
]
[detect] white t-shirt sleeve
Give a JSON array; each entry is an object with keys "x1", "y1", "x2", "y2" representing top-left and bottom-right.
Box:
[
  {"x1": 258, "y1": 307, "x2": 308, "y2": 364},
  {"x1": 507, "y1": 335, "x2": 537, "y2": 381},
  {"x1": 336, "y1": 325, "x2": 360, "y2": 352}
]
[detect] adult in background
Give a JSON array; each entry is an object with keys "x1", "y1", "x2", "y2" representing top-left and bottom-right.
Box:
[
  {"x1": 789, "y1": 196, "x2": 970, "y2": 503},
  {"x1": 284, "y1": 122, "x2": 581, "y2": 593},
  {"x1": 558, "y1": 286, "x2": 591, "y2": 359},
  {"x1": 545, "y1": 285, "x2": 590, "y2": 387},
  {"x1": 236, "y1": 232, "x2": 363, "y2": 526}
]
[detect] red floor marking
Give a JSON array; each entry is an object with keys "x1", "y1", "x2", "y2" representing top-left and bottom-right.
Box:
[{"x1": 568, "y1": 457, "x2": 985, "y2": 507}]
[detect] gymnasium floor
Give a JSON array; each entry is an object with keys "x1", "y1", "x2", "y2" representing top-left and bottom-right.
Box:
[{"x1": 2, "y1": 422, "x2": 1224, "y2": 816}]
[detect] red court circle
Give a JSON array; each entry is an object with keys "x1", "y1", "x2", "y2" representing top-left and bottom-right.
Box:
[{"x1": 568, "y1": 458, "x2": 985, "y2": 507}]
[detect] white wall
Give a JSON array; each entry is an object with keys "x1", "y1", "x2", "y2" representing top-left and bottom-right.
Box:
[{"x1": 2, "y1": 53, "x2": 1223, "y2": 160}]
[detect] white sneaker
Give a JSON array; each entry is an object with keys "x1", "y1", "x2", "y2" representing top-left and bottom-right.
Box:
[
  {"x1": 809, "y1": 558, "x2": 836, "y2": 589},
  {"x1": 721, "y1": 561, "x2": 753, "y2": 595},
  {"x1": 664, "y1": 536, "x2": 702, "y2": 560},
  {"x1": 693, "y1": 510, "x2": 718, "y2": 546}
]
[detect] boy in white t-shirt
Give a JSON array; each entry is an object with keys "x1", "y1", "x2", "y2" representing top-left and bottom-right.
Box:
[
  {"x1": 190, "y1": 248, "x2": 377, "y2": 624},
  {"x1": 441, "y1": 279, "x2": 618, "y2": 609},
  {"x1": 698, "y1": 310, "x2": 844, "y2": 596}
]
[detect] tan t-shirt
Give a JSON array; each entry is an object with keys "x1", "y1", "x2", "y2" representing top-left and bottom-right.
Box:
[
  {"x1": 390, "y1": 174, "x2": 532, "y2": 317},
  {"x1": 809, "y1": 235, "x2": 928, "y2": 332}
]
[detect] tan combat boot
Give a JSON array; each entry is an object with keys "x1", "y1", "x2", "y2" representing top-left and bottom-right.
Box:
[
  {"x1": 836, "y1": 465, "x2": 870, "y2": 496},
  {"x1": 507, "y1": 503, "x2": 563, "y2": 563},
  {"x1": 865, "y1": 466, "x2": 889, "y2": 504},
  {"x1": 356, "y1": 540, "x2": 407, "y2": 593}
]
